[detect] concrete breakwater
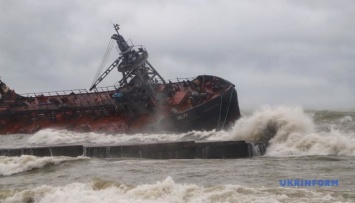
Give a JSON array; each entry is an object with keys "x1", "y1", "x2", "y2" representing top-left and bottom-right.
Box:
[{"x1": 0, "y1": 141, "x2": 266, "y2": 159}]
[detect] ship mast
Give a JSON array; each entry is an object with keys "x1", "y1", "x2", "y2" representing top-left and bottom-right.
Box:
[
  {"x1": 90, "y1": 24, "x2": 166, "y2": 103},
  {"x1": 112, "y1": 24, "x2": 165, "y2": 100},
  {"x1": 90, "y1": 24, "x2": 166, "y2": 113}
]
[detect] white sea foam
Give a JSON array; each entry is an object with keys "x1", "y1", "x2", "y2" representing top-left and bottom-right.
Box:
[
  {"x1": 1, "y1": 177, "x2": 346, "y2": 203},
  {"x1": 227, "y1": 106, "x2": 355, "y2": 156},
  {"x1": 18, "y1": 106, "x2": 355, "y2": 156},
  {"x1": 0, "y1": 155, "x2": 88, "y2": 176},
  {"x1": 27, "y1": 128, "x2": 217, "y2": 146},
  {"x1": 339, "y1": 115, "x2": 352, "y2": 123}
]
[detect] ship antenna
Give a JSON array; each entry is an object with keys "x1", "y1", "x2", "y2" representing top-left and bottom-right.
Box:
[
  {"x1": 109, "y1": 20, "x2": 119, "y2": 34},
  {"x1": 114, "y1": 24, "x2": 120, "y2": 34}
]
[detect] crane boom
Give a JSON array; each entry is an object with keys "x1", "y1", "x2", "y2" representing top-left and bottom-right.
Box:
[{"x1": 89, "y1": 56, "x2": 122, "y2": 91}]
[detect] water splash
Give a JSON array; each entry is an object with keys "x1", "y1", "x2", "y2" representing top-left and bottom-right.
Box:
[
  {"x1": 5, "y1": 106, "x2": 355, "y2": 157},
  {"x1": 227, "y1": 106, "x2": 355, "y2": 156}
]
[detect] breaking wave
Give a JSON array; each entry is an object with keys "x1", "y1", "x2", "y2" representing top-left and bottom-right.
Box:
[
  {"x1": 8, "y1": 106, "x2": 355, "y2": 157},
  {"x1": 0, "y1": 155, "x2": 88, "y2": 176},
  {"x1": 0, "y1": 177, "x2": 349, "y2": 203},
  {"x1": 26, "y1": 129, "x2": 217, "y2": 146},
  {"x1": 227, "y1": 106, "x2": 355, "y2": 156}
]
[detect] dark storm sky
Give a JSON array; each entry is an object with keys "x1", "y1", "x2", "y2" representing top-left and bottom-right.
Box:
[{"x1": 0, "y1": 0, "x2": 354, "y2": 110}]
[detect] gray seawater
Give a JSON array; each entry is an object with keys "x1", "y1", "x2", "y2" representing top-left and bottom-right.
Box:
[{"x1": 1, "y1": 106, "x2": 355, "y2": 203}]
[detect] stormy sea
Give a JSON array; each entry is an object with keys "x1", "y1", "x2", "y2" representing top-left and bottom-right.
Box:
[{"x1": 1, "y1": 106, "x2": 354, "y2": 203}]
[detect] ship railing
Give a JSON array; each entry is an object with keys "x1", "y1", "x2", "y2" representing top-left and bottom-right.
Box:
[
  {"x1": 126, "y1": 40, "x2": 146, "y2": 52},
  {"x1": 119, "y1": 39, "x2": 146, "y2": 54},
  {"x1": 20, "y1": 86, "x2": 120, "y2": 98},
  {"x1": 20, "y1": 89, "x2": 89, "y2": 98},
  {"x1": 93, "y1": 86, "x2": 117, "y2": 92},
  {"x1": 132, "y1": 45, "x2": 145, "y2": 51},
  {"x1": 168, "y1": 77, "x2": 196, "y2": 83}
]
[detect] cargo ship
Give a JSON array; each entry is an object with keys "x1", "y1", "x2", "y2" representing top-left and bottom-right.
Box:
[{"x1": 0, "y1": 25, "x2": 241, "y2": 134}]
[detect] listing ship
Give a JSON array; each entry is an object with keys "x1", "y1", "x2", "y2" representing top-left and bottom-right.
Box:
[{"x1": 0, "y1": 25, "x2": 241, "y2": 135}]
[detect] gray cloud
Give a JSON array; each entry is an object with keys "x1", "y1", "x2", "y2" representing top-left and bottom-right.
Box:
[{"x1": 0, "y1": 0, "x2": 354, "y2": 110}]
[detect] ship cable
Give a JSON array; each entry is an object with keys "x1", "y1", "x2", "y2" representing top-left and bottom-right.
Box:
[
  {"x1": 221, "y1": 89, "x2": 233, "y2": 129},
  {"x1": 91, "y1": 39, "x2": 114, "y2": 89},
  {"x1": 217, "y1": 93, "x2": 223, "y2": 130}
]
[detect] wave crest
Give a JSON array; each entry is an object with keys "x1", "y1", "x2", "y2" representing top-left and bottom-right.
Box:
[
  {"x1": 0, "y1": 177, "x2": 347, "y2": 203},
  {"x1": 0, "y1": 155, "x2": 87, "y2": 176},
  {"x1": 9, "y1": 106, "x2": 355, "y2": 157},
  {"x1": 228, "y1": 106, "x2": 355, "y2": 156}
]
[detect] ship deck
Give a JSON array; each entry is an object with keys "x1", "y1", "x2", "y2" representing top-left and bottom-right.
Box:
[{"x1": 0, "y1": 75, "x2": 238, "y2": 134}]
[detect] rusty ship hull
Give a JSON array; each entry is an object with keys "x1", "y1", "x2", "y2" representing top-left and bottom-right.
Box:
[
  {"x1": 0, "y1": 75, "x2": 240, "y2": 134},
  {"x1": 0, "y1": 25, "x2": 241, "y2": 135}
]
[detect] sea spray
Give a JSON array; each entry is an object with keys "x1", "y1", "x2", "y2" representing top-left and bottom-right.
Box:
[
  {"x1": 12, "y1": 106, "x2": 355, "y2": 157},
  {"x1": 228, "y1": 106, "x2": 314, "y2": 142},
  {"x1": 227, "y1": 106, "x2": 355, "y2": 156}
]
